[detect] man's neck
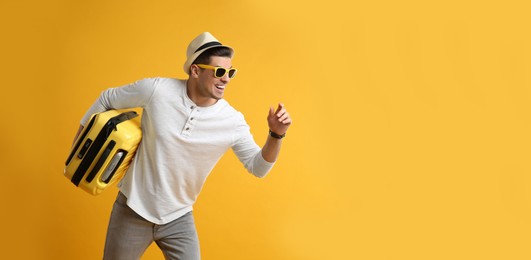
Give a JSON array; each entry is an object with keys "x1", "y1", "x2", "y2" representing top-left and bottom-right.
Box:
[{"x1": 186, "y1": 80, "x2": 217, "y2": 107}]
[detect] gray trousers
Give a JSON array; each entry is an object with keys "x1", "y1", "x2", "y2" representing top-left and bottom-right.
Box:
[{"x1": 103, "y1": 192, "x2": 200, "y2": 260}]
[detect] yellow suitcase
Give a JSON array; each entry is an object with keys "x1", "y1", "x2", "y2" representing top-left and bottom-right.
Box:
[{"x1": 64, "y1": 110, "x2": 142, "y2": 195}]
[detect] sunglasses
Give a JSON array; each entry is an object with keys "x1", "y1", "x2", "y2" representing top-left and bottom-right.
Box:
[{"x1": 196, "y1": 64, "x2": 238, "y2": 78}]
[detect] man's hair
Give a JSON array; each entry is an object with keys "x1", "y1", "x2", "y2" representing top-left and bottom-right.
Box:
[{"x1": 192, "y1": 47, "x2": 233, "y2": 65}]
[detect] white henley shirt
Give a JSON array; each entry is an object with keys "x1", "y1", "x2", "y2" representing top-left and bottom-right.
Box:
[{"x1": 81, "y1": 77, "x2": 274, "y2": 224}]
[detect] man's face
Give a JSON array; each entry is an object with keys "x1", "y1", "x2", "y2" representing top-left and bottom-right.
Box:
[{"x1": 194, "y1": 56, "x2": 233, "y2": 106}]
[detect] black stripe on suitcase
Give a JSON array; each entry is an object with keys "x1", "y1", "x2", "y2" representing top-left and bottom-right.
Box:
[
  {"x1": 85, "y1": 140, "x2": 116, "y2": 183},
  {"x1": 65, "y1": 116, "x2": 96, "y2": 166}
]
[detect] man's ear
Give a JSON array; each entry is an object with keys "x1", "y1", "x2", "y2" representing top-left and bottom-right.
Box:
[{"x1": 190, "y1": 64, "x2": 200, "y2": 78}]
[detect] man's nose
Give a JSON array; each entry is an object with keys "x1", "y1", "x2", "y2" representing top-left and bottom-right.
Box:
[{"x1": 221, "y1": 73, "x2": 230, "y2": 83}]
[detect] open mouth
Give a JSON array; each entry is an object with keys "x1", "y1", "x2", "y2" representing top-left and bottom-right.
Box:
[{"x1": 215, "y1": 84, "x2": 225, "y2": 90}]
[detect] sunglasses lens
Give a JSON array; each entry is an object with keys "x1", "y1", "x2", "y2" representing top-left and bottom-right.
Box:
[
  {"x1": 215, "y1": 68, "x2": 226, "y2": 78},
  {"x1": 228, "y1": 69, "x2": 236, "y2": 78}
]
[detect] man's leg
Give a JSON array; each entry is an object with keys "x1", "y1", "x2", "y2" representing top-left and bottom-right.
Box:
[
  {"x1": 103, "y1": 192, "x2": 154, "y2": 260},
  {"x1": 154, "y1": 211, "x2": 201, "y2": 260}
]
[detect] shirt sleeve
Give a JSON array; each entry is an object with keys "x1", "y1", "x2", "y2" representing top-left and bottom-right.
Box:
[
  {"x1": 231, "y1": 112, "x2": 275, "y2": 178},
  {"x1": 80, "y1": 78, "x2": 159, "y2": 126}
]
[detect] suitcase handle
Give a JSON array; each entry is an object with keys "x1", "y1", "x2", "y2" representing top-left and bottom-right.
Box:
[
  {"x1": 100, "y1": 150, "x2": 128, "y2": 184},
  {"x1": 70, "y1": 111, "x2": 139, "y2": 186},
  {"x1": 108, "y1": 111, "x2": 139, "y2": 131}
]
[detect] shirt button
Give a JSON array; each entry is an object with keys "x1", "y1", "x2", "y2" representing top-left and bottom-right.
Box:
[
  {"x1": 190, "y1": 106, "x2": 195, "y2": 109},
  {"x1": 190, "y1": 117, "x2": 194, "y2": 120},
  {"x1": 186, "y1": 127, "x2": 190, "y2": 131}
]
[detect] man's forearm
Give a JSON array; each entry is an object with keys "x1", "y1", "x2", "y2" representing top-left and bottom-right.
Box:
[{"x1": 261, "y1": 135, "x2": 283, "y2": 163}]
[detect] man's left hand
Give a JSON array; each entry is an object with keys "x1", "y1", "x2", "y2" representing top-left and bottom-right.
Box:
[{"x1": 268, "y1": 103, "x2": 292, "y2": 136}]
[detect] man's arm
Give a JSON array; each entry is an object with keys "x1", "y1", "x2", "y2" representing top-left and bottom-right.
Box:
[{"x1": 261, "y1": 103, "x2": 292, "y2": 163}]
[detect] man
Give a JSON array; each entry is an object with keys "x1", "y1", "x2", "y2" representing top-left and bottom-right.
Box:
[{"x1": 74, "y1": 32, "x2": 291, "y2": 259}]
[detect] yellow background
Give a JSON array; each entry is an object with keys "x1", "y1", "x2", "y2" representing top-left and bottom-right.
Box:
[{"x1": 1, "y1": 0, "x2": 531, "y2": 259}]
